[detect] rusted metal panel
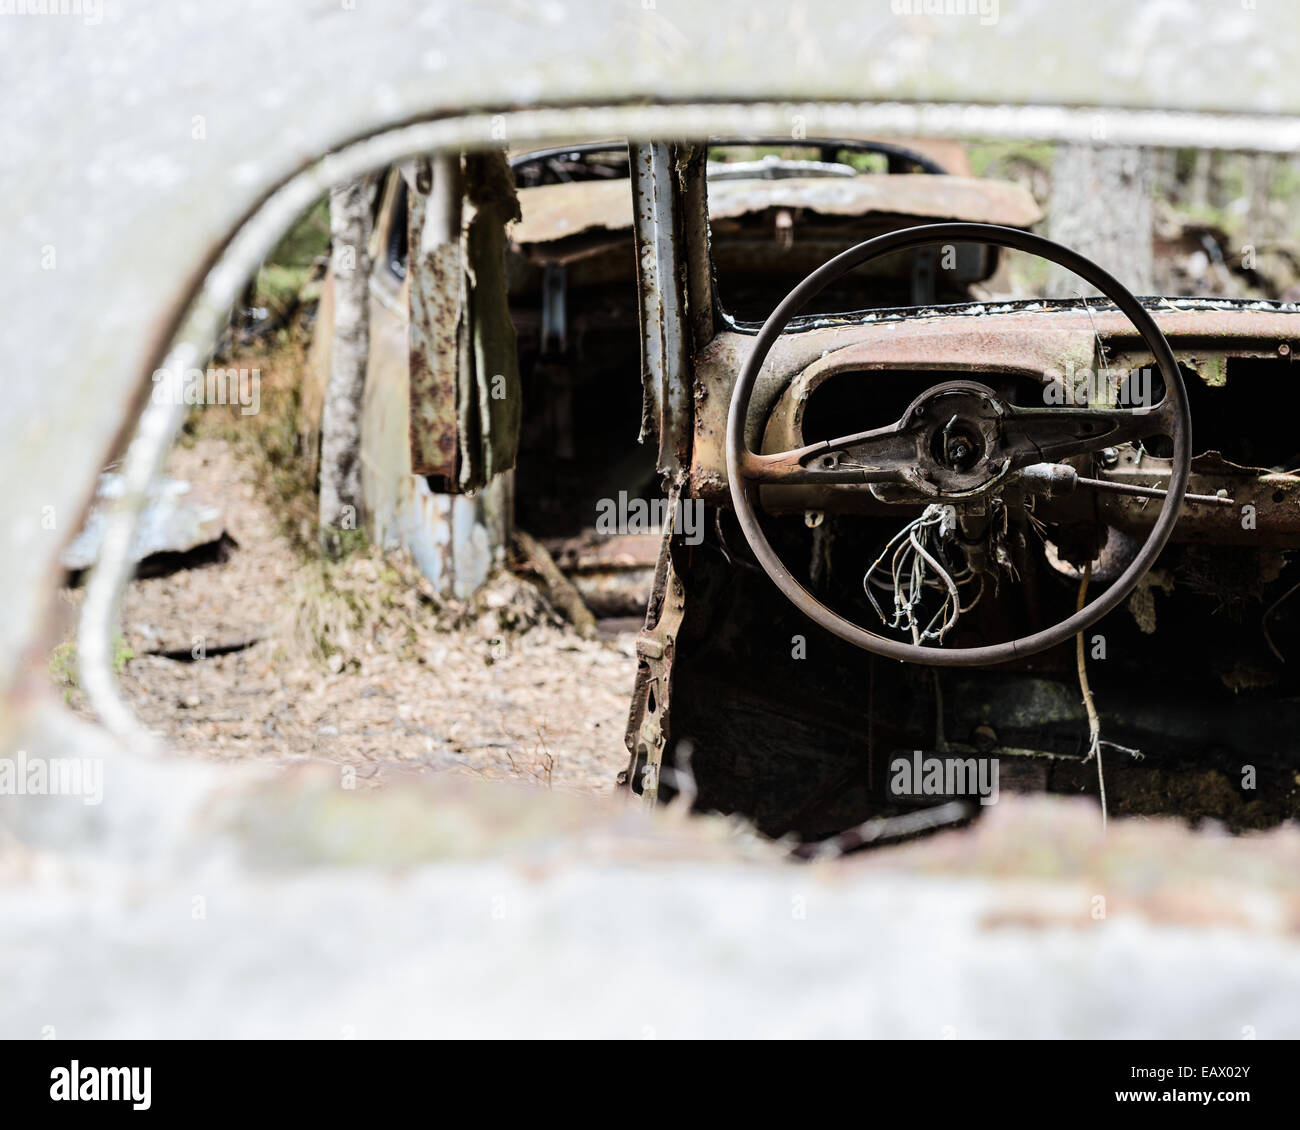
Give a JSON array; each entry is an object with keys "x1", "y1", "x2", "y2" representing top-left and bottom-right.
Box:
[
  {"x1": 406, "y1": 158, "x2": 465, "y2": 486},
  {"x1": 62, "y1": 474, "x2": 226, "y2": 572},
  {"x1": 511, "y1": 179, "x2": 634, "y2": 247},
  {"x1": 620, "y1": 484, "x2": 689, "y2": 802},
  {"x1": 1090, "y1": 454, "x2": 1300, "y2": 547},
  {"x1": 630, "y1": 142, "x2": 692, "y2": 475},
  {"x1": 361, "y1": 268, "x2": 507, "y2": 598},
  {"x1": 678, "y1": 143, "x2": 716, "y2": 354},
  {"x1": 460, "y1": 150, "x2": 524, "y2": 490},
  {"x1": 709, "y1": 174, "x2": 1042, "y2": 227},
  {"x1": 512, "y1": 173, "x2": 1041, "y2": 249},
  {"x1": 405, "y1": 151, "x2": 522, "y2": 492},
  {"x1": 363, "y1": 163, "x2": 512, "y2": 599}
]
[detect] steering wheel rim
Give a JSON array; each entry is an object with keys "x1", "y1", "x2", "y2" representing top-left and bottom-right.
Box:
[{"x1": 725, "y1": 222, "x2": 1192, "y2": 667}]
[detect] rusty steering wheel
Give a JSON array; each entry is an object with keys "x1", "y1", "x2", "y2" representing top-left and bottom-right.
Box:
[{"x1": 725, "y1": 223, "x2": 1192, "y2": 667}]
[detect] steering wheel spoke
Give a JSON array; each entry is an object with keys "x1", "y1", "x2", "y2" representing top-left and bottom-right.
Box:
[
  {"x1": 1002, "y1": 401, "x2": 1171, "y2": 469},
  {"x1": 743, "y1": 423, "x2": 915, "y2": 485}
]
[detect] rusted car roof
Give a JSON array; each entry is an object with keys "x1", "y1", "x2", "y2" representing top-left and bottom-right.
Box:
[{"x1": 510, "y1": 174, "x2": 1042, "y2": 247}]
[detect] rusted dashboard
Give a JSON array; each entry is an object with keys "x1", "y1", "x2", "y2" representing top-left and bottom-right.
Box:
[{"x1": 691, "y1": 299, "x2": 1300, "y2": 547}]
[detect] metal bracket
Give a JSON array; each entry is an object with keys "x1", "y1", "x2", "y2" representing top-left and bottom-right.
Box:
[{"x1": 619, "y1": 480, "x2": 688, "y2": 803}]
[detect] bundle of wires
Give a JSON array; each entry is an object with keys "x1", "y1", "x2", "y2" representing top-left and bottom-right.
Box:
[{"x1": 863, "y1": 504, "x2": 984, "y2": 645}]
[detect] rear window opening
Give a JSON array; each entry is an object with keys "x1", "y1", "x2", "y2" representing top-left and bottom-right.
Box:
[{"x1": 716, "y1": 234, "x2": 996, "y2": 323}]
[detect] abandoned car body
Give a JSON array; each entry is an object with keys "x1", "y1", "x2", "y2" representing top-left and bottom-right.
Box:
[{"x1": 301, "y1": 136, "x2": 1300, "y2": 840}]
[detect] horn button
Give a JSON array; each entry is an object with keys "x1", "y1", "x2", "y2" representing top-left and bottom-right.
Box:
[{"x1": 899, "y1": 381, "x2": 1010, "y2": 498}]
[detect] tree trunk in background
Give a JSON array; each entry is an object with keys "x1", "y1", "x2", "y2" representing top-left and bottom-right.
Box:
[
  {"x1": 319, "y1": 178, "x2": 372, "y2": 557},
  {"x1": 1046, "y1": 144, "x2": 1154, "y2": 297},
  {"x1": 1245, "y1": 152, "x2": 1276, "y2": 244},
  {"x1": 1188, "y1": 148, "x2": 1213, "y2": 208},
  {"x1": 1151, "y1": 147, "x2": 1176, "y2": 205}
]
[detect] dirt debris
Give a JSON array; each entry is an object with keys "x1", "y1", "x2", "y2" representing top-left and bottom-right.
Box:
[{"x1": 55, "y1": 435, "x2": 639, "y2": 795}]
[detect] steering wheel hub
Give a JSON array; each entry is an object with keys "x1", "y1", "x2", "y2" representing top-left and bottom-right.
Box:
[{"x1": 902, "y1": 381, "x2": 1008, "y2": 497}]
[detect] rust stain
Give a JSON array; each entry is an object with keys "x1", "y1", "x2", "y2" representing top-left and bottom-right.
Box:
[{"x1": 408, "y1": 236, "x2": 462, "y2": 482}]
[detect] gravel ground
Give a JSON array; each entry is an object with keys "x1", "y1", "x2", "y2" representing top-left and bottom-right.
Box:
[{"x1": 56, "y1": 436, "x2": 640, "y2": 794}]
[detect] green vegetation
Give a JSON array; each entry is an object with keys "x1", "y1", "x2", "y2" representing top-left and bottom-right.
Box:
[
  {"x1": 280, "y1": 546, "x2": 434, "y2": 670},
  {"x1": 254, "y1": 198, "x2": 330, "y2": 318},
  {"x1": 48, "y1": 634, "x2": 134, "y2": 702},
  {"x1": 841, "y1": 151, "x2": 890, "y2": 174},
  {"x1": 966, "y1": 139, "x2": 1055, "y2": 181},
  {"x1": 187, "y1": 325, "x2": 324, "y2": 554},
  {"x1": 197, "y1": 196, "x2": 338, "y2": 555}
]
